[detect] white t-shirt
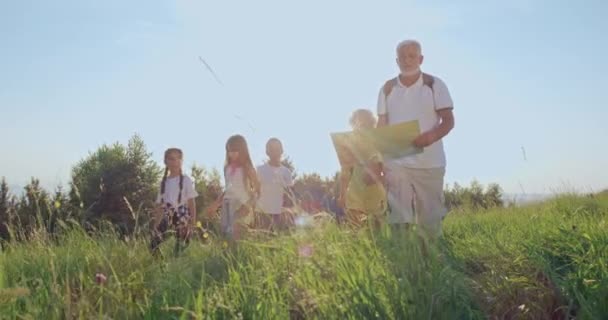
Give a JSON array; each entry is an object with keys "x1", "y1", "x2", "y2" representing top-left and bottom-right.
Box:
[
  {"x1": 377, "y1": 73, "x2": 453, "y2": 168},
  {"x1": 256, "y1": 163, "x2": 293, "y2": 215},
  {"x1": 156, "y1": 175, "x2": 198, "y2": 207}
]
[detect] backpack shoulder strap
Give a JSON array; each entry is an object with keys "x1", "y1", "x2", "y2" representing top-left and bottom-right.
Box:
[
  {"x1": 422, "y1": 73, "x2": 436, "y2": 108},
  {"x1": 382, "y1": 77, "x2": 398, "y2": 98},
  {"x1": 422, "y1": 73, "x2": 435, "y2": 91},
  {"x1": 382, "y1": 78, "x2": 397, "y2": 123}
]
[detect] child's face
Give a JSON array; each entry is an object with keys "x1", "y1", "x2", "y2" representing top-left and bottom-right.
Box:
[
  {"x1": 266, "y1": 141, "x2": 283, "y2": 162},
  {"x1": 228, "y1": 150, "x2": 240, "y2": 163},
  {"x1": 164, "y1": 152, "x2": 182, "y2": 172}
]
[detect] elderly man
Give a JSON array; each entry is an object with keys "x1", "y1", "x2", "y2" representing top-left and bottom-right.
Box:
[{"x1": 377, "y1": 39, "x2": 455, "y2": 234}]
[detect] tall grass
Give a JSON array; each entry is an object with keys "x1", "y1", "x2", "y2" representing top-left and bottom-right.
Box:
[
  {"x1": 444, "y1": 194, "x2": 608, "y2": 319},
  {"x1": 0, "y1": 194, "x2": 606, "y2": 319}
]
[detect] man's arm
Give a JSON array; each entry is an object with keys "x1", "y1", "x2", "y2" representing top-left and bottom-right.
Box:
[
  {"x1": 435, "y1": 108, "x2": 455, "y2": 139},
  {"x1": 413, "y1": 109, "x2": 455, "y2": 148}
]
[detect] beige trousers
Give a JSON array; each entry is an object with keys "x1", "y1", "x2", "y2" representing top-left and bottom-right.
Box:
[{"x1": 385, "y1": 165, "x2": 447, "y2": 234}]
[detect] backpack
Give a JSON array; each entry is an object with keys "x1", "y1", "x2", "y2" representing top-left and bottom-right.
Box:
[{"x1": 382, "y1": 73, "x2": 436, "y2": 120}]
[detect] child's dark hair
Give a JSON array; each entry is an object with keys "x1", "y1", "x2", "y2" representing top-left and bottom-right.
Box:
[
  {"x1": 161, "y1": 148, "x2": 184, "y2": 203},
  {"x1": 266, "y1": 137, "x2": 283, "y2": 153}
]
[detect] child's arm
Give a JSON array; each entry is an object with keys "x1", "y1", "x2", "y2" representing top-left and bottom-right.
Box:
[
  {"x1": 284, "y1": 186, "x2": 296, "y2": 206},
  {"x1": 248, "y1": 167, "x2": 261, "y2": 199},
  {"x1": 364, "y1": 156, "x2": 384, "y2": 186},
  {"x1": 363, "y1": 153, "x2": 384, "y2": 186},
  {"x1": 206, "y1": 193, "x2": 224, "y2": 218},
  {"x1": 283, "y1": 168, "x2": 296, "y2": 208},
  {"x1": 337, "y1": 147, "x2": 356, "y2": 208}
]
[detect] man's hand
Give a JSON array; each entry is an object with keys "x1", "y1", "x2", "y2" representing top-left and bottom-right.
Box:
[
  {"x1": 413, "y1": 130, "x2": 438, "y2": 148},
  {"x1": 413, "y1": 109, "x2": 455, "y2": 148}
]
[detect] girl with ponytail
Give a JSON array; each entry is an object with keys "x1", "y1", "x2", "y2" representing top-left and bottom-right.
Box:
[{"x1": 150, "y1": 148, "x2": 198, "y2": 256}]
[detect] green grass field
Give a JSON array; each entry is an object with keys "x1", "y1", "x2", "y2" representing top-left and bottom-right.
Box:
[{"x1": 1, "y1": 194, "x2": 606, "y2": 319}]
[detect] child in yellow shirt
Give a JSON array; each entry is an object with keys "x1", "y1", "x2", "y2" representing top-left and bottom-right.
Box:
[{"x1": 338, "y1": 109, "x2": 387, "y2": 228}]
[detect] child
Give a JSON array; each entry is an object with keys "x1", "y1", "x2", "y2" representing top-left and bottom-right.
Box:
[
  {"x1": 256, "y1": 138, "x2": 294, "y2": 231},
  {"x1": 150, "y1": 148, "x2": 198, "y2": 256},
  {"x1": 338, "y1": 109, "x2": 387, "y2": 228},
  {"x1": 208, "y1": 135, "x2": 260, "y2": 240}
]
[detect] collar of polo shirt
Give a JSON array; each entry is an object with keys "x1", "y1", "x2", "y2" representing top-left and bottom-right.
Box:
[{"x1": 397, "y1": 72, "x2": 424, "y2": 89}]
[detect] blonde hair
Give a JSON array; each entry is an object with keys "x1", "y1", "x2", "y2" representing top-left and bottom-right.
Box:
[{"x1": 349, "y1": 109, "x2": 377, "y2": 129}]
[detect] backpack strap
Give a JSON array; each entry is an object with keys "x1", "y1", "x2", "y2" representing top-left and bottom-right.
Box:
[
  {"x1": 382, "y1": 78, "x2": 397, "y2": 124},
  {"x1": 422, "y1": 72, "x2": 436, "y2": 108},
  {"x1": 382, "y1": 77, "x2": 398, "y2": 98},
  {"x1": 422, "y1": 72, "x2": 434, "y2": 91}
]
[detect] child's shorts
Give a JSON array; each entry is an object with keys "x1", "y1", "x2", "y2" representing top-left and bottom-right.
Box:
[{"x1": 160, "y1": 203, "x2": 191, "y2": 231}]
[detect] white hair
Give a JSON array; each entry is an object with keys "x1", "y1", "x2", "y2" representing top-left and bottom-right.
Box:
[{"x1": 396, "y1": 39, "x2": 422, "y2": 56}]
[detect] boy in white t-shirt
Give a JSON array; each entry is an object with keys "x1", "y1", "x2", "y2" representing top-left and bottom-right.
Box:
[{"x1": 256, "y1": 138, "x2": 294, "y2": 231}]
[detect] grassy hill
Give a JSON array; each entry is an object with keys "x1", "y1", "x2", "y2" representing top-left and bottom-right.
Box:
[{"x1": 1, "y1": 194, "x2": 606, "y2": 319}]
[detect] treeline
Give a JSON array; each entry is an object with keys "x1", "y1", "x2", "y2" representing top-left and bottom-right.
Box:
[{"x1": 0, "y1": 134, "x2": 505, "y2": 243}]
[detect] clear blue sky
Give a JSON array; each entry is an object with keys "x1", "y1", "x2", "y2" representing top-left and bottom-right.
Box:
[{"x1": 1, "y1": 0, "x2": 607, "y2": 195}]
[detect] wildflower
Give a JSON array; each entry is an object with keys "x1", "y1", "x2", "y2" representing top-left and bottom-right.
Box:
[
  {"x1": 298, "y1": 245, "x2": 313, "y2": 258},
  {"x1": 583, "y1": 279, "x2": 597, "y2": 286},
  {"x1": 196, "y1": 221, "x2": 202, "y2": 229},
  {"x1": 518, "y1": 304, "x2": 529, "y2": 313},
  {"x1": 95, "y1": 273, "x2": 107, "y2": 285},
  {"x1": 54, "y1": 201, "x2": 61, "y2": 209}
]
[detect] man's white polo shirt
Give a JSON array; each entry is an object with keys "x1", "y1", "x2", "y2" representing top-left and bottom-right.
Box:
[{"x1": 377, "y1": 73, "x2": 453, "y2": 169}]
